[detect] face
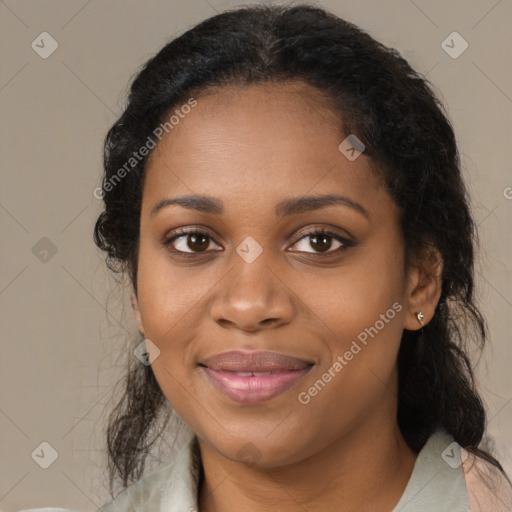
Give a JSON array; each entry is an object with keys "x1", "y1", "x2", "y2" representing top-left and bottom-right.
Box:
[{"x1": 132, "y1": 82, "x2": 435, "y2": 467}]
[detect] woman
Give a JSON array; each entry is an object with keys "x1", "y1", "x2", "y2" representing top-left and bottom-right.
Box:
[{"x1": 22, "y1": 3, "x2": 512, "y2": 511}]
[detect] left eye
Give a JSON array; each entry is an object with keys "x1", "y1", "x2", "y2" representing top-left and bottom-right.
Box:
[{"x1": 289, "y1": 230, "x2": 349, "y2": 254}]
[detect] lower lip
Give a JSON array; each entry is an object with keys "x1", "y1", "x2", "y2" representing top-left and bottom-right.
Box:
[{"x1": 202, "y1": 366, "x2": 312, "y2": 405}]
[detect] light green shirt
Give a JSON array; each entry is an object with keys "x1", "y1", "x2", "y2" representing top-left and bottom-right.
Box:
[{"x1": 18, "y1": 429, "x2": 512, "y2": 511}]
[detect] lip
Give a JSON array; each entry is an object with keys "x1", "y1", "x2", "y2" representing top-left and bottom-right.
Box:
[
  {"x1": 200, "y1": 350, "x2": 314, "y2": 372},
  {"x1": 199, "y1": 350, "x2": 314, "y2": 405}
]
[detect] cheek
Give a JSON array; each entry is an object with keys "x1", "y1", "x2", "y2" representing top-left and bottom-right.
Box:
[
  {"x1": 134, "y1": 249, "x2": 200, "y2": 386},
  {"x1": 296, "y1": 239, "x2": 406, "y2": 407},
  {"x1": 294, "y1": 282, "x2": 405, "y2": 439},
  {"x1": 300, "y1": 241, "x2": 406, "y2": 349},
  {"x1": 135, "y1": 241, "x2": 207, "y2": 335},
  {"x1": 302, "y1": 273, "x2": 404, "y2": 402}
]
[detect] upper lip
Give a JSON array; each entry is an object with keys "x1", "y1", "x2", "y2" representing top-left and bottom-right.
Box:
[{"x1": 200, "y1": 350, "x2": 314, "y2": 372}]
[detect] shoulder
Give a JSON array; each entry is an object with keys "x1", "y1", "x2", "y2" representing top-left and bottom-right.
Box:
[
  {"x1": 98, "y1": 435, "x2": 200, "y2": 511},
  {"x1": 462, "y1": 451, "x2": 512, "y2": 512}
]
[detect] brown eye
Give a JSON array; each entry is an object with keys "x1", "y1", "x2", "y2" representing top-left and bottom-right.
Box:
[
  {"x1": 308, "y1": 233, "x2": 335, "y2": 253},
  {"x1": 164, "y1": 229, "x2": 220, "y2": 254},
  {"x1": 290, "y1": 229, "x2": 351, "y2": 254},
  {"x1": 185, "y1": 232, "x2": 210, "y2": 252}
]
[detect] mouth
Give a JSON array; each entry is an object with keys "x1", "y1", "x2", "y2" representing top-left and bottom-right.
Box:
[{"x1": 199, "y1": 350, "x2": 314, "y2": 404}]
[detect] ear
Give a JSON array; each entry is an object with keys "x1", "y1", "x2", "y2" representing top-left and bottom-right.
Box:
[
  {"x1": 403, "y1": 244, "x2": 443, "y2": 331},
  {"x1": 131, "y1": 291, "x2": 145, "y2": 337}
]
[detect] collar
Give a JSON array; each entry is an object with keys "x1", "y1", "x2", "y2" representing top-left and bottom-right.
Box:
[{"x1": 391, "y1": 428, "x2": 470, "y2": 511}]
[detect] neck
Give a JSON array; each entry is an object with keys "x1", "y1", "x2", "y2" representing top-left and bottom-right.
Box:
[{"x1": 197, "y1": 417, "x2": 418, "y2": 512}]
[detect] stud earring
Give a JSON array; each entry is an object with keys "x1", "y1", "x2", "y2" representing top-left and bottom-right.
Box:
[{"x1": 416, "y1": 311, "x2": 424, "y2": 325}]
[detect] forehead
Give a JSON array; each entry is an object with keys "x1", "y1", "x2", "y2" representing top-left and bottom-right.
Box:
[{"x1": 142, "y1": 82, "x2": 387, "y2": 218}]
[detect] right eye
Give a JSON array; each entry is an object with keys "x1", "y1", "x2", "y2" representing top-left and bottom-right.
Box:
[{"x1": 163, "y1": 228, "x2": 222, "y2": 255}]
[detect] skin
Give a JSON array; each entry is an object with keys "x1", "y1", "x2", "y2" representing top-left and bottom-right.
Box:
[{"x1": 131, "y1": 81, "x2": 443, "y2": 512}]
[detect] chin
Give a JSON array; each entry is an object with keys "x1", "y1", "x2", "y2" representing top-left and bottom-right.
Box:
[{"x1": 201, "y1": 429, "x2": 316, "y2": 469}]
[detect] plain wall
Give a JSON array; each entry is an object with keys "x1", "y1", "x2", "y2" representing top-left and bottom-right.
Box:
[{"x1": 1, "y1": 0, "x2": 511, "y2": 509}]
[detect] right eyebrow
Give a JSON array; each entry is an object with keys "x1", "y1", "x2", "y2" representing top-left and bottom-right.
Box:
[{"x1": 150, "y1": 196, "x2": 223, "y2": 218}]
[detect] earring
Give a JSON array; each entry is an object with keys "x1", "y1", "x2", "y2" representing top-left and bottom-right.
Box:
[{"x1": 416, "y1": 311, "x2": 424, "y2": 325}]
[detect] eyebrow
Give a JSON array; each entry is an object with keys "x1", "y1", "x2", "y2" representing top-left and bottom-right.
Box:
[{"x1": 150, "y1": 193, "x2": 369, "y2": 219}]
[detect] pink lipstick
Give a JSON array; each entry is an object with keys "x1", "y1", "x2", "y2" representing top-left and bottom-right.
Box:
[{"x1": 200, "y1": 350, "x2": 314, "y2": 404}]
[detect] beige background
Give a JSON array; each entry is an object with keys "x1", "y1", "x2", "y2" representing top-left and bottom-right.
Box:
[{"x1": 1, "y1": 0, "x2": 511, "y2": 509}]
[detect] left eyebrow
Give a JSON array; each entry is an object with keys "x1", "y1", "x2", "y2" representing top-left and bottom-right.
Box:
[
  {"x1": 274, "y1": 194, "x2": 369, "y2": 219},
  {"x1": 149, "y1": 193, "x2": 369, "y2": 219}
]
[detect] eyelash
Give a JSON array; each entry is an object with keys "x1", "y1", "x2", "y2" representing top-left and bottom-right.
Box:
[{"x1": 162, "y1": 226, "x2": 355, "y2": 258}]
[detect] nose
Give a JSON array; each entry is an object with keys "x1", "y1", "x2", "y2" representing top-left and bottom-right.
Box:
[{"x1": 209, "y1": 254, "x2": 295, "y2": 333}]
